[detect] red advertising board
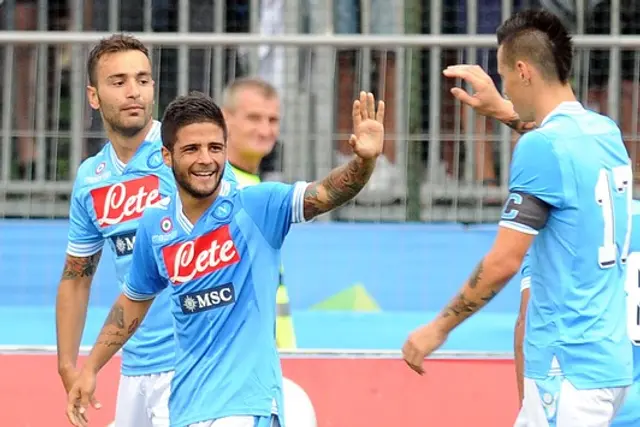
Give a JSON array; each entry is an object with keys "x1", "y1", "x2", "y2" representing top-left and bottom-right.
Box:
[{"x1": 0, "y1": 354, "x2": 518, "y2": 426}]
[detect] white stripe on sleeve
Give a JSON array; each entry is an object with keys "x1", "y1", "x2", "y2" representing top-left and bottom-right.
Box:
[
  {"x1": 291, "y1": 181, "x2": 309, "y2": 224},
  {"x1": 66, "y1": 240, "x2": 104, "y2": 257}
]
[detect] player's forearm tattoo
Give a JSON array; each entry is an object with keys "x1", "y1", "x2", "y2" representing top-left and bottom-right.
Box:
[
  {"x1": 303, "y1": 158, "x2": 375, "y2": 219},
  {"x1": 61, "y1": 252, "x2": 102, "y2": 279},
  {"x1": 442, "y1": 289, "x2": 497, "y2": 319},
  {"x1": 444, "y1": 292, "x2": 478, "y2": 316},
  {"x1": 96, "y1": 303, "x2": 140, "y2": 348},
  {"x1": 501, "y1": 117, "x2": 538, "y2": 135},
  {"x1": 441, "y1": 259, "x2": 500, "y2": 321},
  {"x1": 468, "y1": 261, "x2": 484, "y2": 289},
  {"x1": 103, "y1": 304, "x2": 125, "y2": 328}
]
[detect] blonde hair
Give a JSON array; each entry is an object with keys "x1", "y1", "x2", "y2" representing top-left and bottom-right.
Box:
[{"x1": 222, "y1": 77, "x2": 279, "y2": 111}]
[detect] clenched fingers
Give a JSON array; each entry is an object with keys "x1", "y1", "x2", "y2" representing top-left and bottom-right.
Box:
[{"x1": 402, "y1": 340, "x2": 425, "y2": 375}]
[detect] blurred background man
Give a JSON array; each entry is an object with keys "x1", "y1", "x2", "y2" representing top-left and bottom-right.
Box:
[{"x1": 221, "y1": 76, "x2": 297, "y2": 349}]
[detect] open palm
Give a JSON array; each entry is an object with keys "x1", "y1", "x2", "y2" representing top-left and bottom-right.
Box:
[{"x1": 349, "y1": 91, "x2": 385, "y2": 160}]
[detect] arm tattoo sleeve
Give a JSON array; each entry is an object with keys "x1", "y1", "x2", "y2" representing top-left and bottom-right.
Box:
[
  {"x1": 501, "y1": 117, "x2": 538, "y2": 135},
  {"x1": 303, "y1": 157, "x2": 375, "y2": 220},
  {"x1": 61, "y1": 251, "x2": 102, "y2": 280}
]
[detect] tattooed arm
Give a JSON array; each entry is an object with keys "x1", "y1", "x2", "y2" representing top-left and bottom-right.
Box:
[
  {"x1": 495, "y1": 105, "x2": 538, "y2": 135},
  {"x1": 499, "y1": 112, "x2": 538, "y2": 135},
  {"x1": 56, "y1": 252, "x2": 102, "y2": 382},
  {"x1": 302, "y1": 156, "x2": 376, "y2": 221},
  {"x1": 433, "y1": 227, "x2": 534, "y2": 334},
  {"x1": 83, "y1": 293, "x2": 153, "y2": 374}
]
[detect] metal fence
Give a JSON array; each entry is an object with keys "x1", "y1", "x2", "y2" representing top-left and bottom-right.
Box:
[{"x1": 0, "y1": 0, "x2": 639, "y2": 223}]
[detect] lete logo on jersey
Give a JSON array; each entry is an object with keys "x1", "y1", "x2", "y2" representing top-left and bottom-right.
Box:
[
  {"x1": 90, "y1": 175, "x2": 162, "y2": 228},
  {"x1": 162, "y1": 225, "x2": 240, "y2": 285}
]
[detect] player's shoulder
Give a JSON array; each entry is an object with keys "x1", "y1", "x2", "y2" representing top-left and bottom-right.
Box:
[
  {"x1": 546, "y1": 106, "x2": 620, "y2": 140},
  {"x1": 132, "y1": 121, "x2": 168, "y2": 171},
  {"x1": 235, "y1": 181, "x2": 291, "y2": 201},
  {"x1": 72, "y1": 144, "x2": 114, "y2": 191},
  {"x1": 513, "y1": 128, "x2": 556, "y2": 161}
]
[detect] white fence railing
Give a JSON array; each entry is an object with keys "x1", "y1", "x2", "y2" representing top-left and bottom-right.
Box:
[{"x1": 1, "y1": 0, "x2": 639, "y2": 222}]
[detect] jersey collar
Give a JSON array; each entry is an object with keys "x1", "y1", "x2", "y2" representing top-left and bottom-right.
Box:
[
  {"x1": 175, "y1": 180, "x2": 232, "y2": 234},
  {"x1": 540, "y1": 101, "x2": 585, "y2": 127},
  {"x1": 107, "y1": 120, "x2": 162, "y2": 174}
]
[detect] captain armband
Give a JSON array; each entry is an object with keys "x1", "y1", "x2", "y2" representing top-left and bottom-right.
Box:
[{"x1": 500, "y1": 192, "x2": 550, "y2": 232}]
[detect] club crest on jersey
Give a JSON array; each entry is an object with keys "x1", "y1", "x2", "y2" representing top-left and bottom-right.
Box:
[
  {"x1": 110, "y1": 231, "x2": 136, "y2": 257},
  {"x1": 90, "y1": 175, "x2": 161, "y2": 228},
  {"x1": 213, "y1": 200, "x2": 233, "y2": 221},
  {"x1": 160, "y1": 217, "x2": 173, "y2": 233},
  {"x1": 147, "y1": 152, "x2": 164, "y2": 170},
  {"x1": 162, "y1": 225, "x2": 240, "y2": 285},
  {"x1": 179, "y1": 283, "x2": 236, "y2": 314},
  {"x1": 95, "y1": 161, "x2": 106, "y2": 175}
]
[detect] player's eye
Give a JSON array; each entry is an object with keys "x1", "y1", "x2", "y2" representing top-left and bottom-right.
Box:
[{"x1": 112, "y1": 81, "x2": 124, "y2": 86}]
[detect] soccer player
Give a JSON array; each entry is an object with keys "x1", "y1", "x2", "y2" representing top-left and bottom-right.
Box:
[
  {"x1": 221, "y1": 77, "x2": 296, "y2": 349},
  {"x1": 442, "y1": 62, "x2": 640, "y2": 425},
  {"x1": 55, "y1": 35, "x2": 236, "y2": 427},
  {"x1": 402, "y1": 9, "x2": 633, "y2": 425},
  {"x1": 65, "y1": 90, "x2": 385, "y2": 427}
]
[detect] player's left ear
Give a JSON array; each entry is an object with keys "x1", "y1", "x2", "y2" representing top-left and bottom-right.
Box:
[
  {"x1": 161, "y1": 145, "x2": 172, "y2": 167},
  {"x1": 515, "y1": 61, "x2": 532, "y2": 85}
]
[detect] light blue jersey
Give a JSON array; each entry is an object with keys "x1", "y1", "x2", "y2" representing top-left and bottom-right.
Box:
[
  {"x1": 519, "y1": 200, "x2": 640, "y2": 425},
  {"x1": 123, "y1": 180, "x2": 308, "y2": 427},
  {"x1": 608, "y1": 200, "x2": 640, "y2": 426},
  {"x1": 66, "y1": 120, "x2": 237, "y2": 376},
  {"x1": 627, "y1": 201, "x2": 640, "y2": 382},
  {"x1": 501, "y1": 102, "x2": 633, "y2": 389}
]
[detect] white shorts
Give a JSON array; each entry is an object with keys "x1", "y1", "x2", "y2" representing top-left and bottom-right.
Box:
[
  {"x1": 190, "y1": 415, "x2": 279, "y2": 427},
  {"x1": 114, "y1": 371, "x2": 173, "y2": 427},
  {"x1": 514, "y1": 376, "x2": 629, "y2": 427}
]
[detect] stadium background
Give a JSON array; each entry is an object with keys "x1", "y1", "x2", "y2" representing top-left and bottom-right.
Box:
[{"x1": 0, "y1": 0, "x2": 638, "y2": 425}]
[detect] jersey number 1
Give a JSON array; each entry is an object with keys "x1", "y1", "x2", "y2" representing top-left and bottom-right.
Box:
[
  {"x1": 595, "y1": 165, "x2": 633, "y2": 269},
  {"x1": 626, "y1": 252, "x2": 640, "y2": 345}
]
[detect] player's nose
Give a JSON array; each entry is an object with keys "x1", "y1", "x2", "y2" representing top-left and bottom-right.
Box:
[
  {"x1": 195, "y1": 147, "x2": 215, "y2": 165},
  {"x1": 125, "y1": 80, "x2": 142, "y2": 100}
]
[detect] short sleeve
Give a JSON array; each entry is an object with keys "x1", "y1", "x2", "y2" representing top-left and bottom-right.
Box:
[
  {"x1": 122, "y1": 219, "x2": 166, "y2": 301},
  {"x1": 499, "y1": 131, "x2": 564, "y2": 234},
  {"x1": 66, "y1": 185, "x2": 104, "y2": 257},
  {"x1": 520, "y1": 252, "x2": 531, "y2": 293},
  {"x1": 508, "y1": 131, "x2": 565, "y2": 208},
  {"x1": 241, "y1": 181, "x2": 308, "y2": 249}
]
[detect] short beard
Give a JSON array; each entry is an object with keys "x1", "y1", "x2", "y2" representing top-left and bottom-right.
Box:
[
  {"x1": 111, "y1": 122, "x2": 146, "y2": 138},
  {"x1": 173, "y1": 161, "x2": 225, "y2": 200},
  {"x1": 99, "y1": 103, "x2": 150, "y2": 138}
]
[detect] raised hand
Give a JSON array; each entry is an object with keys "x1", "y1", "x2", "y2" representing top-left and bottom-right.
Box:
[
  {"x1": 349, "y1": 91, "x2": 385, "y2": 161},
  {"x1": 443, "y1": 64, "x2": 513, "y2": 120}
]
